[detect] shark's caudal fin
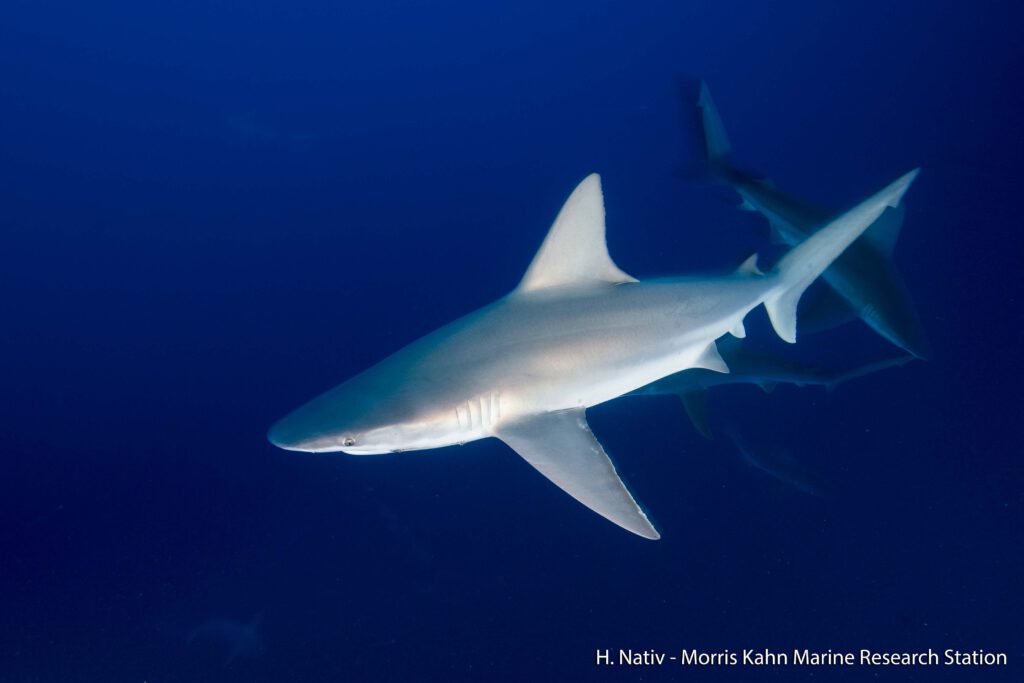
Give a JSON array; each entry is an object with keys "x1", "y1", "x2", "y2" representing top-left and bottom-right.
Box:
[
  {"x1": 516, "y1": 174, "x2": 637, "y2": 293},
  {"x1": 765, "y1": 170, "x2": 920, "y2": 343}
]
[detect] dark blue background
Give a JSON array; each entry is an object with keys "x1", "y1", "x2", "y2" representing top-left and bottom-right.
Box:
[{"x1": 2, "y1": 1, "x2": 1022, "y2": 681}]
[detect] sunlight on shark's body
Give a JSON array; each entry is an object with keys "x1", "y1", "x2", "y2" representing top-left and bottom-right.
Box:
[
  {"x1": 696, "y1": 82, "x2": 930, "y2": 358},
  {"x1": 269, "y1": 171, "x2": 917, "y2": 538}
]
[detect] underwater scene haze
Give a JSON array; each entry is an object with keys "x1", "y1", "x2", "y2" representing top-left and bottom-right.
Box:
[{"x1": 2, "y1": 1, "x2": 1023, "y2": 681}]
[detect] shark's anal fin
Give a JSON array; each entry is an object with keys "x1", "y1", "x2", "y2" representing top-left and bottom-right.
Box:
[
  {"x1": 516, "y1": 174, "x2": 637, "y2": 293},
  {"x1": 736, "y1": 253, "x2": 762, "y2": 276},
  {"x1": 495, "y1": 409, "x2": 660, "y2": 540}
]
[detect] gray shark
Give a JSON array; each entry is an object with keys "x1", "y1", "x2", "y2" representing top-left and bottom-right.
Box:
[
  {"x1": 696, "y1": 82, "x2": 930, "y2": 358},
  {"x1": 632, "y1": 337, "x2": 913, "y2": 438},
  {"x1": 269, "y1": 170, "x2": 917, "y2": 539}
]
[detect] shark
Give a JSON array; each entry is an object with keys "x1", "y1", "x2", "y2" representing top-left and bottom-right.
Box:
[
  {"x1": 695, "y1": 82, "x2": 930, "y2": 358},
  {"x1": 268, "y1": 170, "x2": 917, "y2": 539},
  {"x1": 631, "y1": 338, "x2": 913, "y2": 439}
]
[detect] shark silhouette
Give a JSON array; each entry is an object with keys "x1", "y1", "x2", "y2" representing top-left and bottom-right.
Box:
[
  {"x1": 269, "y1": 170, "x2": 917, "y2": 538},
  {"x1": 696, "y1": 82, "x2": 930, "y2": 358}
]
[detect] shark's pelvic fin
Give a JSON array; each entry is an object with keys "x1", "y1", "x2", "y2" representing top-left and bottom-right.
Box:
[
  {"x1": 693, "y1": 341, "x2": 730, "y2": 373},
  {"x1": 516, "y1": 174, "x2": 637, "y2": 293},
  {"x1": 495, "y1": 409, "x2": 659, "y2": 540},
  {"x1": 765, "y1": 170, "x2": 919, "y2": 343}
]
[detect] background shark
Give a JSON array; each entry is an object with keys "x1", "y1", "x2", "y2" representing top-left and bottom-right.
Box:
[
  {"x1": 694, "y1": 82, "x2": 930, "y2": 358},
  {"x1": 632, "y1": 337, "x2": 913, "y2": 438},
  {"x1": 269, "y1": 170, "x2": 917, "y2": 538}
]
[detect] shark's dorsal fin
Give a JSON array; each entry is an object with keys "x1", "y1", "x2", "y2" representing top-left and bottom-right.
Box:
[
  {"x1": 495, "y1": 408, "x2": 659, "y2": 539},
  {"x1": 516, "y1": 174, "x2": 637, "y2": 293}
]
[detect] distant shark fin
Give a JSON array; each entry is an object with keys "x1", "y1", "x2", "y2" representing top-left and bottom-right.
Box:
[
  {"x1": 516, "y1": 174, "x2": 637, "y2": 293},
  {"x1": 496, "y1": 409, "x2": 659, "y2": 539},
  {"x1": 824, "y1": 352, "x2": 915, "y2": 392},
  {"x1": 768, "y1": 219, "x2": 789, "y2": 245},
  {"x1": 765, "y1": 170, "x2": 919, "y2": 343},
  {"x1": 697, "y1": 81, "x2": 732, "y2": 163},
  {"x1": 678, "y1": 389, "x2": 713, "y2": 440},
  {"x1": 797, "y1": 284, "x2": 858, "y2": 334},
  {"x1": 863, "y1": 203, "x2": 905, "y2": 255}
]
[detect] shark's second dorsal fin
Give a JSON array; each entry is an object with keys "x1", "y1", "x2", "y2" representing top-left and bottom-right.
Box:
[{"x1": 516, "y1": 174, "x2": 637, "y2": 293}]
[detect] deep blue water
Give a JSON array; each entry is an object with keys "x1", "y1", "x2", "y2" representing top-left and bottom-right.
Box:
[{"x1": 2, "y1": 1, "x2": 1023, "y2": 681}]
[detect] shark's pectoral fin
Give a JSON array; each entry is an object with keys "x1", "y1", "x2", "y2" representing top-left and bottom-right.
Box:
[
  {"x1": 495, "y1": 409, "x2": 660, "y2": 540},
  {"x1": 678, "y1": 389, "x2": 713, "y2": 440}
]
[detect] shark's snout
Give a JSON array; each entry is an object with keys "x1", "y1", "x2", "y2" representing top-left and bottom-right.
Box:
[
  {"x1": 266, "y1": 419, "x2": 305, "y2": 451},
  {"x1": 267, "y1": 414, "x2": 344, "y2": 453}
]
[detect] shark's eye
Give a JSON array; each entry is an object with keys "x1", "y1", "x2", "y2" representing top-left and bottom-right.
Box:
[{"x1": 343, "y1": 437, "x2": 355, "y2": 447}]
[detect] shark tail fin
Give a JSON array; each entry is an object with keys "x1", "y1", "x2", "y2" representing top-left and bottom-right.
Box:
[{"x1": 765, "y1": 170, "x2": 920, "y2": 343}]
